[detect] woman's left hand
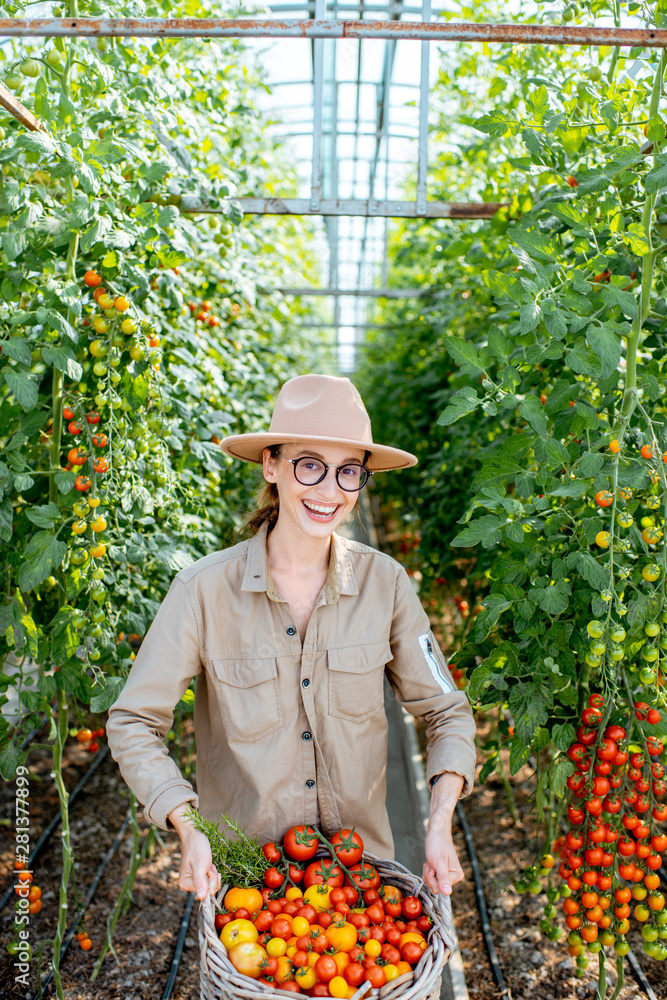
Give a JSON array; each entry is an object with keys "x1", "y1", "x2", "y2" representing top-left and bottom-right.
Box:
[{"x1": 422, "y1": 771, "x2": 465, "y2": 896}]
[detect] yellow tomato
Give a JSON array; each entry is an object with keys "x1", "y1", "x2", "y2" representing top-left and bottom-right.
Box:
[
  {"x1": 307, "y1": 952, "x2": 319, "y2": 968},
  {"x1": 384, "y1": 964, "x2": 400, "y2": 982},
  {"x1": 333, "y1": 952, "x2": 350, "y2": 975},
  {"x1": 295, "y1": 966, "x2": 317, "y2": 989},
  {"x1": 97, "y1": 293, "x2": 114, "y2": 310},
  {"x1": 286, "y1": 886, "x2": 304, "y2": 902},
  {"x1": 88, "y1": 497, "x2": 100, "y2": 508},
  {"x1": 71, "y1": 519, "x2": 87, "y2": 535},
  {"x1": 114, "y1": 295, "x2": 130, "y2": 312},
  {"x1": 220, "y1": 918, "x2": 258, "y2": 951},
  {"x1": 596, "y1": 531, "x2": 611, "y2": 548},
  {"x1": 224, "y1": 887, "x2": 263, "y2": 914},
  {"x1": 266, "y1": 937, "x2": 287, "y2": 957},
  {"x1": 291, "y1": 916, "x2": 310, "y2": 937},
  {"x1": 364, "y1": 939, "x2": 382, "y2": 957},
  {"x1": 90, "y1": 515, "x2": 107, "y2": 533},
  {"x1": 304, "y1": 884, "x2": 333, "y2": 911},
  {"x1": 90, "y1": 542, "x2": 106, "y2": 558},
  {"x1": 329, "y1": 976, "x2": 348, "y2": 999},
  {"x1": 121, "y1": 318, "x2": 136, "y2": 335},
  {"x1": 325, "y1": 922, "x2": 357, "y2": 953},
  {"x1": 286, "y1": 945, "x2": 297, "y2": 959},
  {"x1": 227, "y1": 942, "x2": 267, "y2": 979}
]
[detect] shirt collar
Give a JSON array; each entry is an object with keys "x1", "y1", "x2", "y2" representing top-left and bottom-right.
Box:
[{"x1": 241, "y1": 521, "x2": 359, "y2": 603}]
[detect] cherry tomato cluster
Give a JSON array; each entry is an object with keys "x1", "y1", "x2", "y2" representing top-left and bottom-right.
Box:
[
  {"x1": 555, "y1": 694, "x2": 667, "y2": 964},
  {"x1": 8, "y1": 861, "x2": 42, "y2": 961},
  {"x1": 216, "y1": 832, "x2": 433, "y2": 997},
  {"x1": 188, "y1": 298, "x2": 221, "y2": 328},
  {"x1": 70, "y1": 726, "x2": 105, "y2": 754}
]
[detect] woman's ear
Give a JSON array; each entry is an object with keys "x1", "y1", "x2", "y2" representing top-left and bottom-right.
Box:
[{"x1": 262, "y1": 447, "x2": 278, "y2": 483}]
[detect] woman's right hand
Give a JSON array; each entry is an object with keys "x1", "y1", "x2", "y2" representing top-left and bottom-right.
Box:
[{"x1": 168, "y1": 803, "x2": 221, "y2": 899}]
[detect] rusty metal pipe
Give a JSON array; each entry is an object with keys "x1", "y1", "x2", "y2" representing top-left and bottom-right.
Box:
[{"x1": 1, "y1": 18, "x2": 667, "y2": 48}]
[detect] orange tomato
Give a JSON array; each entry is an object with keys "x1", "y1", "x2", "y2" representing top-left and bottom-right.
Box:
[
  {"x1": 333, "y1": 952, "x2": 350, "y2": 975},
  {"x1": 224, "y1": 887, "x2": 263, "y2": 913},
  {"x1": 399, "y1": 932, "x2": 426, "y2": 949},
  {"x1": 325, "y1": 922, "x2": 358, "y2": 953}
]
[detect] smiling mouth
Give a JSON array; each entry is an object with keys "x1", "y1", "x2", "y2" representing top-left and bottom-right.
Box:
[{"x1": 302, "y1": 499, "x2": 340, "y2": 519}]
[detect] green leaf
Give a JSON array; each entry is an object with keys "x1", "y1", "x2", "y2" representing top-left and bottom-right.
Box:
[
  {"x1": 486, "y1": 327, "x2": 512, "y2": 361},
  {"x1": 468, "y1": 642, "x2": 517, "y2": 701},
  {"x1": 577, "y1": 451, "x2": 604, "y2": 477},
  {"x1": 518, "y1": 395, "x2": 547, "y2": 438},
  {"x1": 18, "y1": 532, "x2": 67, "y2": 592},
  {"x1": 483, "y1": 270, "x2": 523, "y2": 303},
  {"x1": 80, "y1": 216, "x2": 112, "y2": 253},
  {"x1": 90, "y1": 675, "x2": 125, "y2": 713},
  {"x1": 40, "y1": 346, "x2": 83, "y2": 382},
  {"x1": 15, "y1": 131, "x2": 58, "y2": 156},
  {"x1": 601, "y1": 285, "x2": 638, "y2": 321},
  {"x1": 509, "y1": 680, "x2": 551, "y2": 744},
  {"x1": 644, "y1": 161, "x2": 667, "y2": 194},
  {"x1": 26, "y1": 503, "x2": 62, "y2": 529},
  {"x1": 437, "y1": 387, "x2": 480, "y2": 426},
  {"x1": 565, "y1": 342, "x2": 602, "y2": 378},
  {"x1": 529, "y1": 578, "x2": 571, "y2": 615},
  {"x1": 474, "y1": 110, "x2": 516, "y2": 137},
  {"x1": 623, "y1": 223, "x2": 650, "y2": 256},
  {"x1": 511, "y1": 229, "x2": 556, "y2": 263},
  {"x1": 586, "y1": 324, "x2": 622, "y2": 378},
  {"x1": 3, "y1": 371, "x2": 38, "y2": 412},
  {"x1": 444, "y1": 338, "x2": 486, "y2": 374},
  {"x1": 49, "y1": 606, "x2": 81, "y2": 665},
  {"x1": 1, "y1": 338, "x2": 32, "y2": 366},
  {"x1": 545, "y1": 439, "x2": 570, "y2": 467},
  {"x1": 519, "y1": 301, "x2": 541, "y2": 333},
  {"x1": 576, "y1": 553, "x2": 610, "y2": 592},
  {"x1": 451, "y1": 515, "x2": 504, "y2": 548},
  {"x1": 54, "y1": 471, "x2": 76, "y2": 494},
  {"x1": 0, "y1": 498, "x2": 12, "y2": 542},
  {"x1": 550, "y1": 757, "x2": 574, "y2": 799},
  {"x1": 509, "y1": 735, "x2": 532, "y2": 775},
  {"x1": 552, "y1": 723, "x2": 576, "y2": 752}
]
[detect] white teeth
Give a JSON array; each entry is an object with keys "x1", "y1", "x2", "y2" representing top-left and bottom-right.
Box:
[{"x1": 303, "y1": 500, "x2": 337, "y2": 515}]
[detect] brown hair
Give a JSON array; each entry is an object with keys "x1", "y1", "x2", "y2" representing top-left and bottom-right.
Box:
[
  {"x1": 237, "y1": 446, "x2": 372, "y2": 539},
  {"x1": 238, "y1": 445, "x2": 281, "y2": 538}
]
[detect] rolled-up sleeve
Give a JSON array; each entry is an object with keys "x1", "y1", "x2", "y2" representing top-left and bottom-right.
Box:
[
  {"x1": 386, "y1": 568, "x2": 477, "y2": 796},
  {"x1": 106, "y1": 577, "x2": 203, "y2": 830}
]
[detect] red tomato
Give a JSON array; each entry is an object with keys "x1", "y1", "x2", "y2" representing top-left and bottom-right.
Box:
[
  {"x1": 254, "y1": 910, "x2": 273, "y2": 932},
  {"x1": 343, "y1": 886, "x2": 360, "y2": 906},
  {"x1": 263, "y1": 842, "x2": 282, "y2": 864},
  {"x1": 264, "y1": 867, "x2": 285, "y2": 889},
  {"x1": 268, "y1": 900, "x2": 283, "y2": 915},
  {"x1": 402, "y1": 896, "x2": 423, "y2": 919},
  {"x1": 348, "y1": 913, "x2": 369, "y2": 930},
  {"x1": 296, "y1": 904, "x2": 317, "y2": 924},
  {"x1": 283, "y1": 826, "x2": 319, "y2": 862},
  {"x1": 329, "y1": 888, "x2": 346, "y2": 906},
  {"x1": 271, "y1": 918, "x2": 293, "y2": 940},
  {"x1": 384, "y1": 899, "x2": 402, "y2": 918},
  {"x1": 288, "y1": 864, "x2": 304, "y2": 884},
  {"x1": 345, "y1": 862, "x2": 380, "y2": 891},
  {"x1": 416, "y1": 915, "x2": 432, "y2": 934},
  {"x1": 344, "y1": 963, "x2": 365, "y2": 987},
  {"x1": 365, "y1": 966, "x2": 386, "y2": 987},
  {"x1": 330, "y1": 829, "x2": 364, "y2": 866},
  {"x1": 234, "y1": 908, "x2": 250, "y2": 920},
  {"x1": 279, "y1": 981, "x2": 301, "y2": 993},
  {"x1": 215, "y1": 913, "x2": 232, "y2": 930},
  {"x1": 335, "y1": 902, "x2": 350, "y2": 916},
  {"x1": 366, "y1": 903, "x2": 385, "y2": 925},
  {"x1": 314, "y1": 956, "x2": 338, "y2": 982},
  {"x1": 369, "y1": 926, "x2": 385, "y2": 943},
  {"x1": 380, "y1": 944, "x2": 401, "y2": 964},
  {"x1": 317, "y1": 911, "x2": 333, "y2": 929},
  {"x1": 401, "y1": 941, "x2": 425, "y2": 965},
  {"x1": 311, "y1": 985, "x2": 331, "y2": 997},
  {"x1": 304, "y1": 859, "x2": 344, "y2": 888}
]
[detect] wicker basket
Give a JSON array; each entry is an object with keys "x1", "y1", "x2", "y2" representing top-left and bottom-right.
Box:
[{"x1": 199, "y1": 853, "x2": 456, "y2": 1000}]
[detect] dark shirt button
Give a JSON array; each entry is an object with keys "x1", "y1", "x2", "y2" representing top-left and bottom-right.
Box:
[
  {"x1": 306, "y1": 779, "x2": 315, "y2": 789},
  {"x1": 302, "y1": 732, "x2": 312, "y2": 741},
  {"x1": 286, "y1": 626, "x2": 296, "y2": 636},
  {"x1": 302, "y1": 678, "x2": 310, "y2": 687}
]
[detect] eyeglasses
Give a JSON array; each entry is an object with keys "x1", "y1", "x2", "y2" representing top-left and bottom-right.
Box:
[{"x1": 278, "y1": 453, "x2": 372, "y2": 492}]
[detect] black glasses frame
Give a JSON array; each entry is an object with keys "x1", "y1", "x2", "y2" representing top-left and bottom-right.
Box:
[{"x1": 278, "y1": 453, "x2": 373, "y2": 492}]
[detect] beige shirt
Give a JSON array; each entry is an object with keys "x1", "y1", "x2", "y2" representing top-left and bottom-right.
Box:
[{"x1": 106, "y1": 523, "x2": 476, "y2": 857}]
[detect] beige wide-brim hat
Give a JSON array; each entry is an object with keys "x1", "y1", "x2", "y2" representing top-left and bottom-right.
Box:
[{"x1": 219, "y1": 374, "x2": 417, "y2": 472}]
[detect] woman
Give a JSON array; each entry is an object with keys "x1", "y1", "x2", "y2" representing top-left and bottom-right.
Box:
[{"x1": 106, "y1": 374, "x2": 476, "y2": 904}]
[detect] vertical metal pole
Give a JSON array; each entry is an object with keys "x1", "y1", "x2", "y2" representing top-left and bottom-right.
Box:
[
  {"x1": 310, "y1": 0, "x2": 326, "y2": 211},
  {"x1": 416, "y1": 0, "x2": 431, "y2": 215}
]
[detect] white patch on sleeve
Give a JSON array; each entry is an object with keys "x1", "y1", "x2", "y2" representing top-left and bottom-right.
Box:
[{"x1": 418, "y1": 632, "x2": 455, "y2": 694}]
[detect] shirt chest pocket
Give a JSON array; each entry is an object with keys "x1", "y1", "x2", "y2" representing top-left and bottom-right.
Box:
[
  {"x1": 328, "y1": 640, "x2": 392, "y2": 723},
  {"x1": 207, "y1": 656, "x2": 283, "y2": 742}
]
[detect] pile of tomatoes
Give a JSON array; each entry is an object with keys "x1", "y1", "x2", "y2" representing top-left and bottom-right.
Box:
[
  {"x1": 554, "y1": 694, "x2": 667, "y2": 966},
  {"x1": 215, "y1": 825, "x2": 433, "y2": 995}
]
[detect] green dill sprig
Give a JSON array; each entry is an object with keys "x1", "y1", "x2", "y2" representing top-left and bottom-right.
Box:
[{"x1": 184, "y1": 808, "x2": 269, "y2": 889}]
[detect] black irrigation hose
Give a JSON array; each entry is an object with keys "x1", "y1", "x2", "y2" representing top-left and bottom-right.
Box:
[
  {"x1": 161, "y1": 891, "x2": 196, "y2": 1000},
  {"x1": 626, "y1": 946, "x2": 659, "y2": 1000},
  {"x1": 0, "y1": 745, "x2": 111, "y2": 915},
  {"x1": 455, "y1": 801, "x2": 512, "y2": 999},
  {"x1": 38, "y1": 806, "x2": 133, "y2": 998}
]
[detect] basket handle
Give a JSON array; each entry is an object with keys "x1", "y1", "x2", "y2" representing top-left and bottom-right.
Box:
[{"x1": 437, "y1": 892, "x2": 458, "y2": 955}]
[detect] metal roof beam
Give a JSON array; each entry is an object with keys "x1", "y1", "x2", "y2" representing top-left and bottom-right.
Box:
[
  {"x1": 4, "y1": 19, "x2": 667, "y2": 47},
  {"x1": 278, "y1": 286, "x2": 430, "y2": 296},
  {"x1": 183, "y1": 197, "x2": 504, "y2": 217}
]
